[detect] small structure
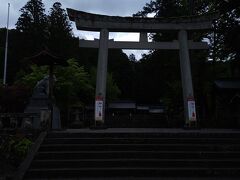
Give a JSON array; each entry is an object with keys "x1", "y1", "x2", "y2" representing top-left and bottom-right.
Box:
[
  {"x1": 106, "y1": 101, "x2": 168, "y2": 128},
  {"x1": 214, "y1": 79, "x2": 240, "y2": 127},
  {"x1": 24, "y1": 50, "x2": 67, "y2": 129},
  {"x1": 107, "y1": 101, "x2": 136, "y2": 127}
]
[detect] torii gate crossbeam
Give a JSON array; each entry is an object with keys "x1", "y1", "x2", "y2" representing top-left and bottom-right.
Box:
[{"x1": 79, "y1": 39, "x2": 208, "y2": 50}]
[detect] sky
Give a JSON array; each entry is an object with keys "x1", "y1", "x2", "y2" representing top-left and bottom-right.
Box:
[{"x1": 0, "y1": 0, "x2": 151, "y2": 59}]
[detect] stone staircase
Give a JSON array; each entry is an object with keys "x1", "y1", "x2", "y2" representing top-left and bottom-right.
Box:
[{"x1": 24, "y1": 130, "x2": 240, "y2": 179}]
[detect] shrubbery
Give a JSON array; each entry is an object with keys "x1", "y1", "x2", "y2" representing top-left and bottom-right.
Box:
[{"x1": 0, "y1": 133, "x2": 32, "y2": 167}]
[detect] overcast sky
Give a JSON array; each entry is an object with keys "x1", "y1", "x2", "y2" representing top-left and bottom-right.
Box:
[{"x1": 0, "y1": 0, "x2": 151, "y2": 59}]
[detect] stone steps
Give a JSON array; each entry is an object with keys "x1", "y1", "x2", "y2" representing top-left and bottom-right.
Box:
[
  {"x1": 24, "y1": 130, "x2": 240, "y2": 179},
  {"x1": 31, "y1": 159, "x2": 240, "y2": 168},
  {"x1": 44, "y1": 137, "x2": 240, "y2": 144},
  {"x1": 39, "y1": 143, "x2": 240, "y2": 151},
  {"x1": 36, "y1": 151, "x2": 240, "y2": 159},
  {"x1": 26, "y1": 167, "x2": 240, "y2": 178}
]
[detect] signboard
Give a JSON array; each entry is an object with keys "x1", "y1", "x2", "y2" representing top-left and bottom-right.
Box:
[
  {"x1": 187, "y1": 97, "x2": 197, "y2": 122},
  {"x1": 95, "y1": 96, "x2": 104, "y2": 121}
]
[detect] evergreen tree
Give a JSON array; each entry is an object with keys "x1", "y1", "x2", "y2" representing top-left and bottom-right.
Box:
[
  {"x1": 48, "y1": 2, "x2": 74, "y2": 57},
  {"x1": 210, "y1": 0, "x2": 240, "y2": 63},
  {"x1": 108, "y1": 49, "x2": 135, "y2": 99},
  {"x1": 16, "y1": 0, "x2": 47, "y2": 54},
  {"x1": 134, "y1": 0, "x2": 190, "y2": 42},
  {"x1": 134, "y1": 0, "x2": 188, "y2": 18}
]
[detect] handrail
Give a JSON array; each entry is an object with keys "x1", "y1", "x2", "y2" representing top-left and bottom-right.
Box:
[{"x1": 13, "y1": 131, "x2": 47, "y2": 180}]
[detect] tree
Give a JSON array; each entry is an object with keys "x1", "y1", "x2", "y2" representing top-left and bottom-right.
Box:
[
  {"x1": 210, "y1": 0, "x2": 240, "y2": 63},
  {"x1": 134, "y1": 0, "x2": 191, "y2": 42},
  {"x1": 108, "y1": 49, "x2": 135, "y2": 99},
  {"x1": 15, "y1": 57, "x2": 121, "y2": 104},
  {"x1": 48, "y1": 2, "x2": 74, "y2": 57},
  {"x1": 0, "y1": 28, "x2": 29, "y2": 84},
  {"x1": 134, "y1": 0, "x2": 188, "y2": 18},
  {"x1": 15, "y1": 59, "x2": 94, "y2": 105},
  {"x1": 89, "y1": 67, "x2": 121, "y2": 102},
  {"x1": 129, "y1": 54, "x2": 137, "y2": 62},
  {"x1": 15, "y1": 0, "x2": 48, "y2": 54},
  {"x1": 55, "y1": 59, "x2": 94, "y2": 105}
]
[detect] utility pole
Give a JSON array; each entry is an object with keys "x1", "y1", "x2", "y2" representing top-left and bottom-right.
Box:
[{"x1": 3, "y1": 3, "x2": 10, "y2": 85}]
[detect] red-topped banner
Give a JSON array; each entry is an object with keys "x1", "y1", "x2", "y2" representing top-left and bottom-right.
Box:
[
  {"x1": 95, "y1": 96, "x2": 103, "y2": 101},
  {"x1": 95, "y1": 96, "x2": 103, "y2": 121},
  {"x1": 187, "y1": 96, "x2": 197, "y2": 122}
]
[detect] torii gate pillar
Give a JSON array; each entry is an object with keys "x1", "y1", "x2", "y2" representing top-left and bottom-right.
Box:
[
  {"x1": 94, "y1": 29, "x2": 109, "y2": 125},
  {"x1": 178, "y1": 30, "x2": 197, "y2": 126}
]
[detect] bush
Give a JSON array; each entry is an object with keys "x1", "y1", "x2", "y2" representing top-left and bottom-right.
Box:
[
  {"x1": 0, "y1": 134, "x2": 32, "y2": 166},
  {"x1": 0, "y1": 85, "x2": 31, "y2": 113}
]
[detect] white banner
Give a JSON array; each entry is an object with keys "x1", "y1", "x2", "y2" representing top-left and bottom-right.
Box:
[
  {"x1": 188, "y1": 98, "x2": 197, "y2": 122},
  {"x1": 95, "y1": 99, "x2": 103, "y2": 121}
]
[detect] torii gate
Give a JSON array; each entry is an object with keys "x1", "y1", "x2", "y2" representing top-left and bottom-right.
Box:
[{"x1": 67, "y1": 9, "x2": 215, "y2": 127}]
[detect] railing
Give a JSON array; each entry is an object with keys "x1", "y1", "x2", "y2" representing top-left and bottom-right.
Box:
[{"x1": 0, "y1": 113, "x2": 38, "y2": 129}]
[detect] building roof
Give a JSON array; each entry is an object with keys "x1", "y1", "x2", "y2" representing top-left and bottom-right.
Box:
[
  {"x1": 25, "y1": 50, "x2": 68, "y2": 66},
  {"x1": 108, "y1": 101, "x2": 136, "y2": 109},
  {"x1": 215, "y1": 79, "x2": 240, "y2": 89}
]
